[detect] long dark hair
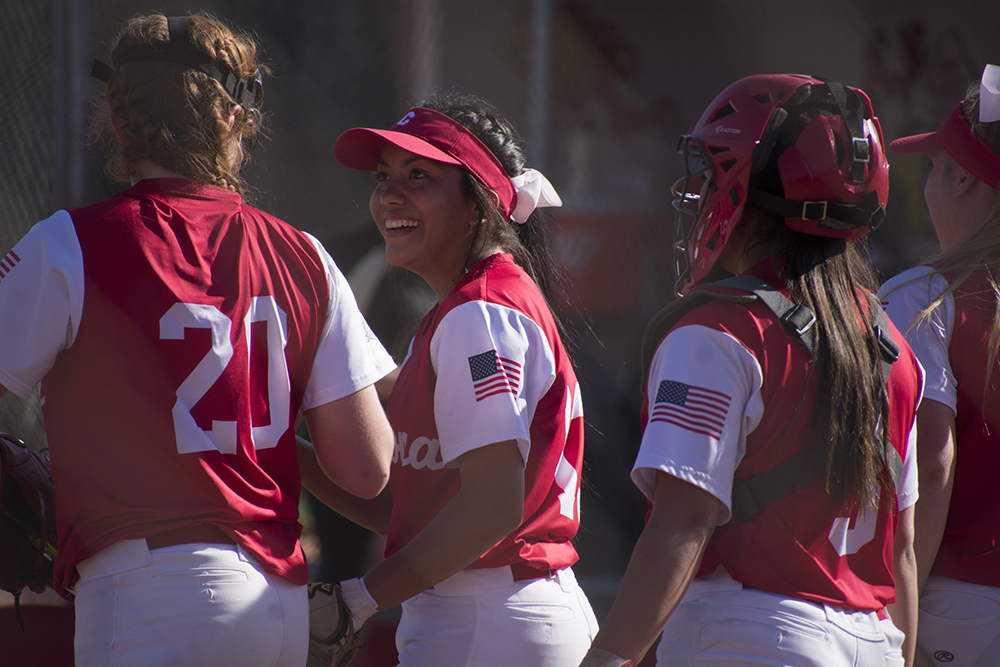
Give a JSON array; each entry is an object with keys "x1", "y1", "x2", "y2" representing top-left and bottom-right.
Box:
[
  {"x1": 420, "y1": 92, "x2": 574, "y2": 353},
  {"x1": 748, "y1": 212, "x2": 888, "y2": 510},
  {"x1": 743, "y1": 105, "x2": 892, "y2": 510}
]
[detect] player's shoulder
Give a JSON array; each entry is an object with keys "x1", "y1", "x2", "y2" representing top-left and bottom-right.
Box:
[
  {"x1": 27, "y1": 209, "x2": 75, "y2": 234},
  {"x1": 240, "y1": 200, "x2": 311, "y2": 239},
  {"x1": 433, "y1": 283, "x2": 555, "y2": 363},
  {"x1": 878, "y1": 265, "x2": 940, "y2": 301},
  {"x1": 437, "y1": 294, "x2": 538, "y2": 338},
  {"x1": 66, "y1": 190, "x2": 143, "y2": 229},
  {"x1": 450, "y1": 255, "x2": 543, "y2": 313},
  {"x1": 667, "y1": 283, "x2": 773, "y2": 339},
  {"x1": 674, "y1": 291, "x2": 752, "y2": 323},
  {"x1": 240, "y1": 202, "x2": 331, "y2": 267},
  {"x1": 641, "y1": 287, "x2": 765, "y2": 381},
  {"x1": 11, "y1": 210, "x2": 81, "y2": 261}
]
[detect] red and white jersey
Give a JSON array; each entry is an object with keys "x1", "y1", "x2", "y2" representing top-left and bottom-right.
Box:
[
  {"x1": 384, "y1": 253, "x2": 583, "y2": 574},
  {"x1": 0, "y1": 179, "x2": 394, "y2": 592},
  {"x1": 881, "y1": 265, "x2": 1000, "y2": 587},
  {"x1": 634, "y1": 262, "x2": 923, "y2": 612}
]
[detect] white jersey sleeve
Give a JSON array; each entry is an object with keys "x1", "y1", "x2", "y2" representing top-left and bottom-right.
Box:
[
  {"x1": 632, "y1": 325, "x2": 764, "y2": 524},
  {"x1": 0, "y1": 211, "x2": 84, "y2": 398},
  {"x1": 301, "y1": 234, "x2": 396, "y2": 409},
  {"x1": 430, "y1": 300, "x2": 555, "y2": 465},
  {"x1": 879, "y1": 266, "x2": 955, "y2": 412}
]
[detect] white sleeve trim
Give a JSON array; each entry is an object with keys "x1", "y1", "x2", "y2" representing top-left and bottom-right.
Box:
[
  {"x1": 429, "y1": 300, "x2": 555, "y2": 465},
  {"x1": 631, "y1": 324, "x2": 764, "y2": 524},
  {"x1": 301, "y1": 233, "x2": 395, "y2": 410},
  {"x1": 879, "y1": 267, "x2": 955, "y2": 413},
  {"x1": 0, "y1": 211, "x2": 83, "y2": 398}
]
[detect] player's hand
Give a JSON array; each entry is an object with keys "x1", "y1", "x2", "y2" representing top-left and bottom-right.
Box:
[
  {"x1": 306, "y1": 582, "x2": 368, "y2": 667},
  {"x1": 579, "y1": 647, "x2": 634, "y2": 667}
]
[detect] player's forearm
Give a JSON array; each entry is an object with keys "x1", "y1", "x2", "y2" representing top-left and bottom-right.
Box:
[
  {"x1": 913, "y1": 400, "x2": 956, "y2": 594},
  {"x1": 304, "y1": 385, "x2": 394, "y2": 499},
  {"x1": 887, "y1": 505, "x2": 918, "y2": 667},
  {"x1": 589, "y1": 473, "x2": 719, "y2": 664},
  {"x1": 363, "y1": 440, "x2": 524, "y2": 609},
  {"x1": 590, "y1": 527, "x2": 703, "y2": 662},
  {"x1": 362, "y1": 480, "x2": 523, "y2": 608},
  {"x1": 913, "y1": 492, "x2": 951, "y2": 595},
  {"x1": 297, "y1": 434, "x2": 393, "y2": 534},
  {"x1": 886, "y1": 553, "x2": 918, "y2": 667}
]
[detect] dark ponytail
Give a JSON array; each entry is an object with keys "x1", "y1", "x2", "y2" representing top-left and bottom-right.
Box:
[{"x1": 743, "y1": 103, "x2": 892, "y2": 510}]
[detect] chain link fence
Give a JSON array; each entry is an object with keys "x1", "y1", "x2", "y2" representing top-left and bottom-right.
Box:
[{"x1": 0, "y1": 0, "x2": 56, "y2": 450}]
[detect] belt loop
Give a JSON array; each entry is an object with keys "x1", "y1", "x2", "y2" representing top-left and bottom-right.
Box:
[{"x1": 509, "y1": 562, "x2": 556, "y2": 582}]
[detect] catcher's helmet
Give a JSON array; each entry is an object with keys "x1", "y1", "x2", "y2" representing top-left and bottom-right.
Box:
[{"x1": 671, "y1": 74, "x2": 889, "y2": 294}]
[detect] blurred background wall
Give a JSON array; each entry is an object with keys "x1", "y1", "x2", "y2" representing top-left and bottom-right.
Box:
[{"x1": 2, "y1": 0, "x2": 997, "y2": 628}]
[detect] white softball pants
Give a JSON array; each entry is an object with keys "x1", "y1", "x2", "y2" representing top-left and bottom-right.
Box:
[
  {"x1": 73, "y1": 538, "x2": 308, "y2": 667},
  {"x1": 916, "y1": 576, "x2": 1000, "y2": 666},
  {"x1": 656, "y1": 572, "x2": 905, "y2": 666},
  {"x1": 395, "y1": 565, "x2": 598, "y2": 666}
]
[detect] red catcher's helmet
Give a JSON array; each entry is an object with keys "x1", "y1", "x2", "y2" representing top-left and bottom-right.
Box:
[{"x1": 671, "y1": 74, "x2": 889, "y2": 294}]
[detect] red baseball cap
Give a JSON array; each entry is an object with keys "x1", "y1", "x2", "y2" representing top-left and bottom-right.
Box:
[
  {"x1": 334, "y1": 107, "x2": 517, "y2": 218},
  {"x1": 890, "y1": 105, "x2": 1000, "y2": 189}
]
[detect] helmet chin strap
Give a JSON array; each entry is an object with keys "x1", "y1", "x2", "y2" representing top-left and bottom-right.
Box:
[{"x1": 746, "y1": 188, "x2": 886, "y2": 234}]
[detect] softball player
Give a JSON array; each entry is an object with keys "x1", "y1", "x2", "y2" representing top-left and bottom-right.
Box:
[
  {"x1": 579, "y1": 75, "x2": 923, "y2": 667},
  {"x1": 0, "y1": 13, "x2": 394, "y2": 666},
  {"x1": 307, "y1": 93, "x2": 597, "y2": 665},
  {"x1": 879, "y1": 65, "x2": 1000, "y2": 667}
]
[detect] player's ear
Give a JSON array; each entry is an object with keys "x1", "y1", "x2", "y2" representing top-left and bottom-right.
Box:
[
  {"x1": 472, "y1": 189, "x2": 501, "y2": 227},
  {"x1": 954, "y1": 165, "x2": 975, "y2": 194}
]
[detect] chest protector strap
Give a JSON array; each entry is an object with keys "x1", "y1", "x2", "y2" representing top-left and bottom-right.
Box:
[{"x1": 640, "y1": 275, "x2": 901, "y2": 525}]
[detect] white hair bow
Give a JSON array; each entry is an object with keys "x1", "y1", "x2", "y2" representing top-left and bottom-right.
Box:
[
  {"x1": 510, "y1": 169, "x2": 563, "y2": 224},
  {"x1": 981, "y1": 64, "x2": 1000, "y2": 123}
]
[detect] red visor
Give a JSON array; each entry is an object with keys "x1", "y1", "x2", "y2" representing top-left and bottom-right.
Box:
[
  {"x1": 890, "y1": 105, "x2": 1000, "y2": 190},
  {"x1": 334, "y1": 107, "x2": 517, "y2": 218}
]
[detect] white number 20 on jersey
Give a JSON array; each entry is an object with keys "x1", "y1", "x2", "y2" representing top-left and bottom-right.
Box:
[{"x1": 159, "y1": 298, "x2": 290, "y2": 455}]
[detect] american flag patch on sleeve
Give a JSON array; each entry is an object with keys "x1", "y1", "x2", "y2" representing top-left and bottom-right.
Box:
[
  {"x1": 650, "y1": 380, "x2": 731, "y2": 439},
  {"x1": 0, "y1": 250, "x2": 21, "y2": 283},
  {"x1": 468, "y1": 350, "x2": 521, "y2": 402}
]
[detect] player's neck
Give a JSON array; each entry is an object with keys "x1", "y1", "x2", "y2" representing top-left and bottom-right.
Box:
[{"x1": 131, "y1": 161, "x2": 187, "y2": 185}]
